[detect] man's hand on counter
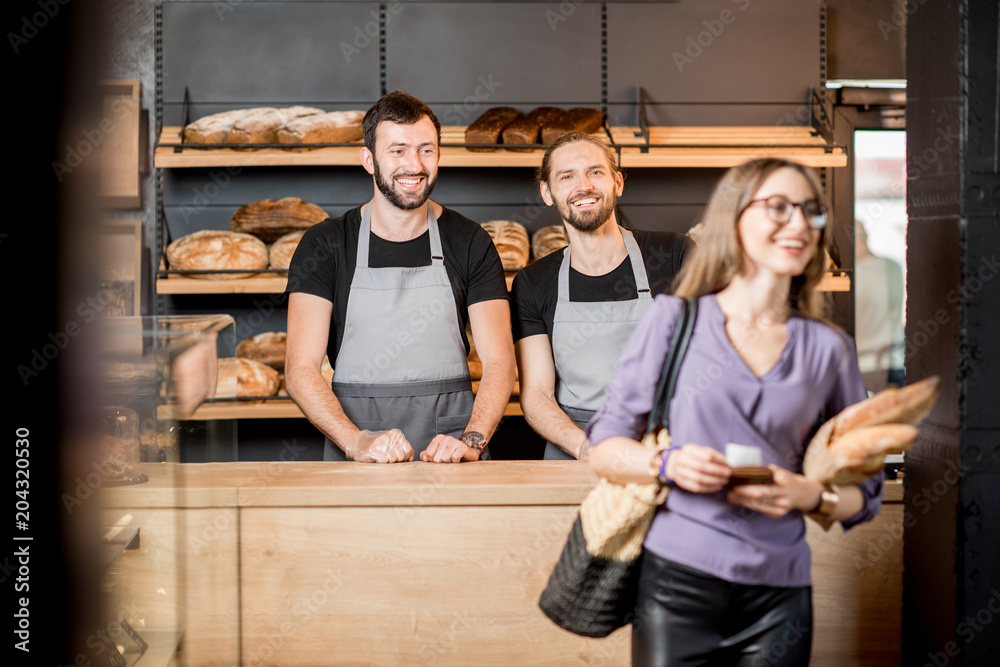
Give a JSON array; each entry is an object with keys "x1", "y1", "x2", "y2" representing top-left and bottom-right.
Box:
[
  {"x1": 352, "y1": 429, "x2": 414, "y2": 463},
  {"x1": 421, "y1": 434, "x2": 481, "y2": 463}
]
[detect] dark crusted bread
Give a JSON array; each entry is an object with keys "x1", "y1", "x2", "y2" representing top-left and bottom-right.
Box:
[
  {"x1": 502, "y1": 107, "x2": 565, "y2": 152},
  {"x1": 465, "y1": 107, "x2": 523, "y2": 152},
  {"x1": 540, "y1": 108, "x2": 605, "y2": 145},
  {"x1": 230, "y1": 197, "x2": 329, "y2": 243}
]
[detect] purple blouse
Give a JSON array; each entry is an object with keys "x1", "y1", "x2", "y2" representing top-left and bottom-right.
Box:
[{"x1": 587, "y1": 294, "x2": 882, "y2": 587}]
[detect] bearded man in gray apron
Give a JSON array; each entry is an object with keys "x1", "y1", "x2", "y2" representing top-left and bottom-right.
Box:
[
  {"x1": 285, "y1": 92, "x2": 515, "y2": 463},
  {"x1": 511, "y1": 133, "x2": 693, "y2": 460}
]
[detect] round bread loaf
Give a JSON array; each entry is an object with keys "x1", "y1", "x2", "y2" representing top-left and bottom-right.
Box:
[
  {"x1": 167, "y1": 230, "x2": 268, "y2": 280},
  {"x1": 481, "y1": 220, "x2": 530, "y2": 271},
  {"x1": 236, "y1": 332, "x2": 287, "y2": 371},
  {"x1": 227, "y1": 106, "x2": 324, "y2": 146},
  {"x1": 217, "y1": 357, "x2": 280, "y2": 398},
  {"x1": 532, "y1": 225, "x2": 568, "y2": 260},
  {"x1": 231, "y1": 197, "x2": 328, "y2": 243},
  {"x1": 269, "y1": 230, "x2": 305, "y2": 272}
]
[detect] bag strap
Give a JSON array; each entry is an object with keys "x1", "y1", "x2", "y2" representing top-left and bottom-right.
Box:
[{"x1": 645, "y1": 297, "x2": 699, "y2": 436}]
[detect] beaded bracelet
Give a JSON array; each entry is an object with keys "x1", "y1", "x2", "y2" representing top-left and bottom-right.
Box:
[{"x1": 650, "y1": 444, "x2": 682, "y2": 486}]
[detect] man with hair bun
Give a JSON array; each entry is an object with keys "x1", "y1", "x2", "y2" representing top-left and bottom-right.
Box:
[{"x1": 511, "y1": 132, "x2": 692, "y2": 459}]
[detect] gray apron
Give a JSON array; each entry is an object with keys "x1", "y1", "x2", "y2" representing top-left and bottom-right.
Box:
[
  {"x1": 545, "y1": 227, "x2": 653, "y2": 459},
  {"x1": 324, "y1": 204, "x2": 475, "y2": 461}
]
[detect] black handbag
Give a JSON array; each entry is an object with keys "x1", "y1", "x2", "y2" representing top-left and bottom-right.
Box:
[{"x1": 538, "y1": 297, "x2": 699, "y2": 638}]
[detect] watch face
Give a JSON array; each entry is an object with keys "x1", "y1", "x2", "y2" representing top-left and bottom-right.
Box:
[{"x1": 462, "y1": 431, "x2": 485, "y2": 446}]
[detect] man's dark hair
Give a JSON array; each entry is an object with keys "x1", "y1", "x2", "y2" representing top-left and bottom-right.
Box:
[
  {"x1": 363, "y1": 91, "x2": 442, "y2": 152},
  {"x1": 535, "y1": 132, "x2": 622, "y2": 185}
]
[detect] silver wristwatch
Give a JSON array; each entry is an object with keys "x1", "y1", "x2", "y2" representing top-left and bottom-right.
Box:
[{"x1": 460, "y1": 431, "x2": 487, "y2": 454}]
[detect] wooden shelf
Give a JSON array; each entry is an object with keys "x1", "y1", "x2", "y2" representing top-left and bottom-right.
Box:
[
  {"x1": 156, "y1": 274, "x2": 287, "y2": 294},
  {"x1": 158, "y1": 396, "x2": 523, "y2": 420},
  {"x1": 609, "y1": 126, "x2": 847, "y2": 168},
  {"x1": 159, "y1": 271, "x2": 848, "y2": 294},
  {"x1": 155, "y1": 124, "x2": 845, "y2": 169},
  {"x1": 100, "y1": 79, "x2": 142, "y2": 208}
]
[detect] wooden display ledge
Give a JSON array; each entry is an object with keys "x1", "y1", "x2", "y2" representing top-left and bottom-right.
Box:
[
  {"x1": 156, "y1": 274, "x2": 287, "y2": 294},
  {"x1": 159, "y1": 271, "x2": 849, "y2": 294},
  {"x1": 99, "y1": 464, "x2": 903, "y2": 666},
  {"x1": 609, "y1": 126, "x2": 847, "y2": 168},
  {"x1": 158, "y1": 396, "x2": 523, "y2": 420},
  {"x1": 155, "y1": 124, "x2": 844, "y2": 168}
]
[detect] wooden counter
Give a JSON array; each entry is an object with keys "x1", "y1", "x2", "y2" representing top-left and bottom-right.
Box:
[{"x1": 101, "y1": 463, "x2": 902, "y2": 666}]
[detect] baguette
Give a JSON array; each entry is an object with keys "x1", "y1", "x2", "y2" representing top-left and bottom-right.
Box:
[
  {"x1": 827, "y1": 424, "x2": 920, "y2": 468},
  {"x1": 830, "y1": 376, "x2": 941, "y2": 437}
]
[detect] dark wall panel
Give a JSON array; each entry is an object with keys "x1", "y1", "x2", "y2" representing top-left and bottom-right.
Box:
[
  {"x1": 386, "y1": 3, "x2": 602, "y2": 106},
  {"x1": 161, "y1": 1, "x2": 381, "y2": 105},
  {"x1": 607, "y1": 0, "x2": 820, "y2": 122}
]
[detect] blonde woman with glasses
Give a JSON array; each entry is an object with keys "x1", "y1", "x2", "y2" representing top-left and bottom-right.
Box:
[{"x1": 587, "y1": 159, "x2": 882, "y2": 666}]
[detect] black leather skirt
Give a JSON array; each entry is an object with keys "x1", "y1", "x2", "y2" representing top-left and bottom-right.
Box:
[{"x1": 631, "y1": 550, "x2": 813, "y2": 667}]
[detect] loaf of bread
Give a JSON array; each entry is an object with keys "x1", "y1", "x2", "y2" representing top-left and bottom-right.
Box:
[
  {"x1": 502, "y1": 107, "x2": 565, "y2": 151},
  {"x1": 802, "y1": 375, "x2": 941, "y2": 486},
  {"x1": 481, "y1": 220, "x2": 530, "y2": 271},
  {"x1": 277, "y1": 110, "x2": 365, "y2": 150},
  {"x1": 269, "y1": 230, "x2": 305, "y2": 272},
  {"x1": 532, "y1": 225, "x2": 568, "y2": 260},
  {"x1": 465, "y1": 107, "x2": 523, "y2": 152},
  {"x1": 166, "y1": 230, "x2": 269, "y2": 280},
  {"x1": 227, "y1": 106, "x2": 324, "y2": 146},
  {"x1": 218, "y1": 357, "x2": 280, "y2": 398},
  {"x1": 183, "y1": 108, "x2": 271, "y2": 144},
  {"x1": 541, "y1": 108, "x2": 604, "y2": 144},
  {"x1": 236, "y1": 332, "x2": 287, "y2": 371},
  {"x1": 216, "y1": 357, "x2": 239, "y2": 398},
  {"x1": 230, "y1": 197, "x2": 329, "y2": 243}
]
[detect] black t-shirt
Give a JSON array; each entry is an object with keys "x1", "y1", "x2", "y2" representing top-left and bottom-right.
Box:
[
  {"x1": 510, "y1": 229, "x2": 692, "y2": 342},
  {"x1": 286, "y1": 205, "x2": 508, "y2": 363}
]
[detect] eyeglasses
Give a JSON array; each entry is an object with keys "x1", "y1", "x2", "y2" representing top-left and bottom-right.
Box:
[{"x1": 745, "y1": 195, "x2": 827, "y2": 230}]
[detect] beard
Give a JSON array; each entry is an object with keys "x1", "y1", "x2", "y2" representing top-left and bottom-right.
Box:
[
  {"x1": 554, "y1": 189, "x2": 618, "y2": 233},
  {"x1": 372, "y1": 157, "x2": 437, "y2": 211}
]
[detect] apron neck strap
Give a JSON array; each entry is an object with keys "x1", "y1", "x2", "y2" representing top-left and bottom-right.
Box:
[
  {"x1": 358, "y1": 203, "x2": 443, "y2": 268},
  {"x1": 557, "y1": 226, "x2": 651, "y2": 301}
]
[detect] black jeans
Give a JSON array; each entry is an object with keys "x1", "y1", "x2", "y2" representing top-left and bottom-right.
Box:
[{"x1": 632, "y1": 551, "x2": 813, "y2": 667}]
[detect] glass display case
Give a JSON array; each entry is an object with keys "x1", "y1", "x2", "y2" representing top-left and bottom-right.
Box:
[{"x1": 90, "y1": 315, "x2": 237, "y2": 666}]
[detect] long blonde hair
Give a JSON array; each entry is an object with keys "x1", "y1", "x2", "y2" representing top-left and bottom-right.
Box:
[{"x1": 672, "y1": 158, "x2": 831, "y2": 318}]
